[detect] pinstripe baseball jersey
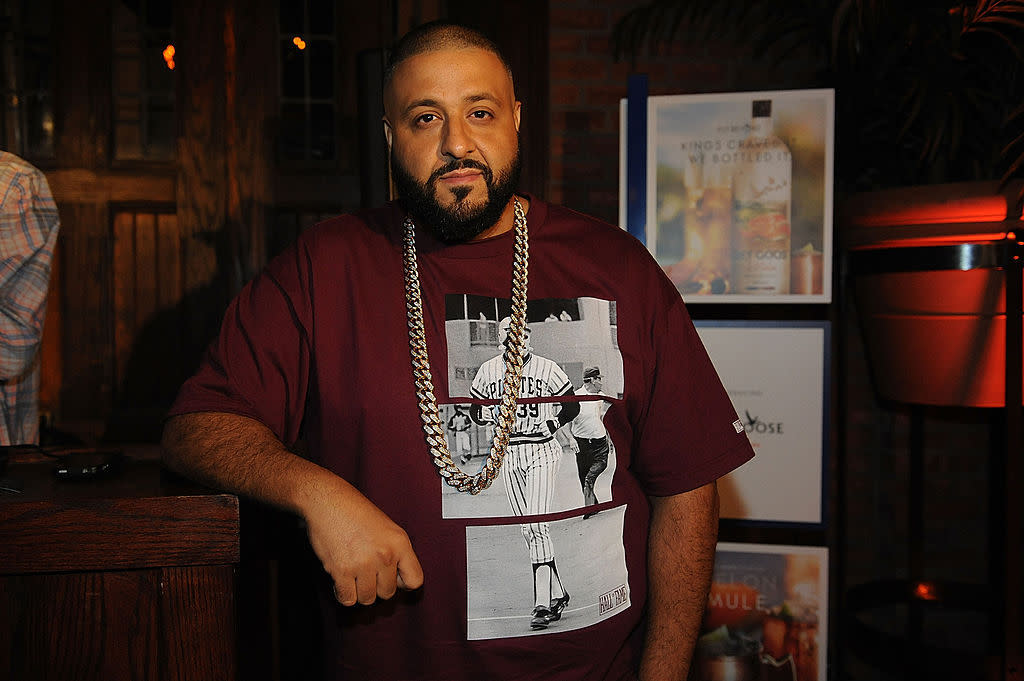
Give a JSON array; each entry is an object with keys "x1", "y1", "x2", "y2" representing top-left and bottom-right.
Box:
[{"x1": 471, "y1": 353, "x2": 572, "y2": 443}]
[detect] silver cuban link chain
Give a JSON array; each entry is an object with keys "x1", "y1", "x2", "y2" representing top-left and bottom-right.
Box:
[{"x1": 402, "y1": 197, "x2": 529, "y2": 494}]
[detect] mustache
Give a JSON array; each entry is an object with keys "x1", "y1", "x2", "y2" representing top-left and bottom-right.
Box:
[{"x1": 429, "y1": 159, "x2": 493, "y2": 185}]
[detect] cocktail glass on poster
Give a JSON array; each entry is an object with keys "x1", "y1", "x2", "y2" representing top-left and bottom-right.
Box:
[{"x1": 692, "y1": 543, "x2": 828, "y2": 681}]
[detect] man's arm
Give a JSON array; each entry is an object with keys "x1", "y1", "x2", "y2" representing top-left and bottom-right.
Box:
[
  {"x1": 0, "y1": 158, "x2": 59, "y2": 380},
  {"x1": 162, "y1": 411, "x2": 424, "y2": 605},
  {"x1": 639, "y1": 482, "x2": 719, "y2": 681}
]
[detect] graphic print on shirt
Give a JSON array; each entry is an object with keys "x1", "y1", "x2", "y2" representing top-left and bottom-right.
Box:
[
  {"x1": 440, "y1": 295, "x2": 623, "y2": 521},
  {"x1": 441, "y1": 295, "x2": 630, "y2": 640},
  {"x1": 465, "y1": 505, "x2": 631, "y2": 640}
]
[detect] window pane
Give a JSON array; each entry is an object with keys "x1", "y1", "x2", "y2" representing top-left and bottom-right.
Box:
[
  {"x1": 280, "y1": 40, "x2": 306, "y2": 98},
  {"x1": 309, "y1": 41, "x2": 333, "y2": 99},
  {"x1": 116, "y1": 0, "x2": 143, "y2": 31},
  {"x1": 146, "y1": 96, "x2": 175, "y2": 157},
  {"x1": 3, "y1": 0, "x2": 55, "y2": 158},
  {"x1": 113, "y1": 0, "x2": 174, "y2": 161},
  {"x1": 117, "y1": 121, "x2": 143, "y2": 159},
  {"x1": 308, "y1": 0, "x2": 333, "y2": 33},
  {"x1": 115, "y1": 57, "x2": 143, "y2": 93},
  {"x1": 147, "y1": 36, "x2": 175, "y2": 91},
  {"x1": 310, "y1": 103, "x2": 334, "y2": 160},
  {"x1": 146, "y1": 0, "x2": 173, "y2": 29},
  {"x1": 26, "y1": 94, "x2": 54, "y2": 158},
  {"x1": 279, "y1": 1, "x2": 304, "y2": 34},
  {"x1": 279, "y1": 102, "x2": 306, "y2": 160},
  {"x1": 116, "y1": 95, "x2": 142, "y2": 122},
  {"x1": 277, "y1": 0, "x2": 336, "y2": 164}
]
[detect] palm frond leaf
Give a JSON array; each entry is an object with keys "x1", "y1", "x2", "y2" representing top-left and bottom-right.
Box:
[{"x1": 962, "y1": 24, "x2": 1024, "y2": 60}]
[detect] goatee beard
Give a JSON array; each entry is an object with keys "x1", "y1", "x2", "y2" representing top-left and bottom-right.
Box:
[{"x1": 392, "y1": 149, "x2": 522, "y2": 244}]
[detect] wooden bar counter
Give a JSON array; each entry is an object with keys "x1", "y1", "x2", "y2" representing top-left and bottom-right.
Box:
[{"x1": 0, "y1": 448, "x2": 240, "y2": 681}]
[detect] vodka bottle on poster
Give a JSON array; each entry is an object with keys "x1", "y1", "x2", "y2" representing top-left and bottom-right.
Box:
[
  {"x1": 731, "y1": 100, "x2": 792, "y2": 295},
  {"x1": 664, "y1": 149, "x2": 732, "y2": 294}
]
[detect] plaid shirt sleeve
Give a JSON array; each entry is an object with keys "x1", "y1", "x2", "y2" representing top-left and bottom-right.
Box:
[
  {"x1": 0, "y1": 153, "x2": 59, "y2": 444},
  {"x1": 0, "y1": 153, "x2": 59, "y2": 381}
]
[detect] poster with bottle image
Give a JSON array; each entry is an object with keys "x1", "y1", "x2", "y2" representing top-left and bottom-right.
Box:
[
  {"x1": 694, "y1": 543, "x2": 828, "y2": 681},
  {"x1": 620, "y1": 89, "x2": 834, "y2": 303}
]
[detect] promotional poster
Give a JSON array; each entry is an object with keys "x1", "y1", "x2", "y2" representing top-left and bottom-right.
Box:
[
  {"x1": 621, "y1": 89, "x2": 834, "y2": 303},
  {"x1": 693, "y1": 543, "x2": 829, "y2": 681}
]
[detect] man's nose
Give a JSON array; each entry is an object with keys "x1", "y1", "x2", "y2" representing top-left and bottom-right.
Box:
[{"x1": 441, "y1": 117, "x2": 475, "y2": 158}]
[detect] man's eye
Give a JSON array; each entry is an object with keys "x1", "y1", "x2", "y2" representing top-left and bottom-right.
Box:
[
  {"x1": 470, "y1": 110, "x2": 491, "y2": 119},
  {"x1": 416, "y1": 113, "x2": 438, "y2": 125}
]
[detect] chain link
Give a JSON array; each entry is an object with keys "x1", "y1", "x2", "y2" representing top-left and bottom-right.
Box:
[{"x1": 403, "y1": 198, "x2": 529, "y2": 494}]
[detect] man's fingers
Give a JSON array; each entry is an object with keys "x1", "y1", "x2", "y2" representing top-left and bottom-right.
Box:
[
  {"x1": 397, "y1": 551, "x2": 425, "y2": 591},
  {"x1": 333, "y1": 580, "x2": 357, "y2": 606},
  {"x1": 336, "y1": 560, "x2": 416, "y2": 606},
  {"x1": 376, "y1": 567, "x2": 398, "y2": 600},
  {"x1": 356, "y1": 573, "x2": 379, "y2": 605}
]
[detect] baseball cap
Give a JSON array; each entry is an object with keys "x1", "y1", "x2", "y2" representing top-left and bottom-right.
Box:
[{"x1": 583, "y1": 366, "x2": 602, "y2": 380}]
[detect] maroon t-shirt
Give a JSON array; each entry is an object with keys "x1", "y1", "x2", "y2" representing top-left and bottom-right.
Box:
[{"x1": 169, "y1": 196, "x2": 754, "y2": 680}]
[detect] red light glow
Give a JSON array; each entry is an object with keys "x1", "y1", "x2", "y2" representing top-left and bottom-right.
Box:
[
  {"x1": 913, "y1": 582, "x2": 940, "y2": 601},
  {"x1": 292, "y1": 36, "x2": 306, "y2": 50},
  {"x1": 849, "y1": 232, "x2": 1009, "y2": 250},
  {"x1": 851, "y1": 196, "x2": 1010, "y2": 227}
]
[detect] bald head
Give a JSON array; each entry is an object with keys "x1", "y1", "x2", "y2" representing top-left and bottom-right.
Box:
[{"x1": 383, "y1": 22, "x2": 514, "y2": 95}]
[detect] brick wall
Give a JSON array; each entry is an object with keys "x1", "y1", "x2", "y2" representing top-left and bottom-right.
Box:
[{"x1": 547, "y1": 0, "x2": 820, "y2": 223}]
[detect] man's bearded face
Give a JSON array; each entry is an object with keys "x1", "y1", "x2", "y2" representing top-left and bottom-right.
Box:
[
  {"x1": 383, "y1": 46, "x2": 523, "y2": 244},
  {"x1": 391, "y1": 143, "x2": 521, "y2": 244}
]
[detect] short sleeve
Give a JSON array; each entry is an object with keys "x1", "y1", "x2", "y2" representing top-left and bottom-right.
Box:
[
  {"x1": 629, "y1": 267, "x2": 754, "y2": 496},
  {"x1": 167, "y1": 239, "x2": 314, "y2": 446},
  {"x1": 549, "y1": 363, "x2": 572, "y2": 397}
]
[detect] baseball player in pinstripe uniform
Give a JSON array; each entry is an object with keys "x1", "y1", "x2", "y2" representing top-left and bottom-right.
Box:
[{"x1": 471, "y1": 317, "x2": 580, "y2": 630}]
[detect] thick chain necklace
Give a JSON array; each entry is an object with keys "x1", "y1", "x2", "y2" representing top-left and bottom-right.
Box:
[{"x1": 402, "y1": 198, "x2": 529, "y2": 494}]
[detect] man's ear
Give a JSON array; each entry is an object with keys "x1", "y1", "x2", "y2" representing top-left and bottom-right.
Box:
[
  {"x1": 383, "y1": 118, "x2": 396, "y2": 201},
  {"x1": 514, "y1": 101, "x2": 521, "y2": 132},
  {"x1": 383, "y1": 118, "x2": 394, "y2": 152}
]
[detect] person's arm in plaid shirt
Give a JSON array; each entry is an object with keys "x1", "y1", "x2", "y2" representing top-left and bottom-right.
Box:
[
  {"x1": 0, "y1": 153, "x2": 59, "y2": 383},
  {"x1": 0, "y1": 152, "x2": 59, "y2": 444}
]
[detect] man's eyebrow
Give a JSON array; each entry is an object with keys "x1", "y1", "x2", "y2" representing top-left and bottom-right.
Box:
[
  {"x1": 402, "y1": 98, "x2": 441, "y2": 118},
  {"x1": 464, "y1": 92, "x2": 500, "y2": 105},
  {"x1": 401, "y1": 93, "x2": 502, "y2": 119}
]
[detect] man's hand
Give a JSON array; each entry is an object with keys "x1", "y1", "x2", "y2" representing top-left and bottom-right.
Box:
[
  {"x1": 554, "y1": 428, "x2": 579, "y2": 454},
  {"x1": 302, "y1": 476, "x2": 425, "y2": 606}
]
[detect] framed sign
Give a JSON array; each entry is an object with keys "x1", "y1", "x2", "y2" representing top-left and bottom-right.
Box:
[
  {"x1": 694, "y1": 542, "x2": 829, "y2": 681},
  {"x1": 695, "y1": 321, "x2": 829, "y2": 526},
  {"x1": 620, "y1": 89, "x2": 835, "y2": 303}
]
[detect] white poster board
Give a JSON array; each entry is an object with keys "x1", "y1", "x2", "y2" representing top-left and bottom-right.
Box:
[{"x1": 695, "y1": 321, "x2": 828, "y2": 525}]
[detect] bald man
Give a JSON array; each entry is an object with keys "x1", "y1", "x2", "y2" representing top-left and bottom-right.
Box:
[{"x1": 163, "y1": 21, "x2": 753, "y2": 681}]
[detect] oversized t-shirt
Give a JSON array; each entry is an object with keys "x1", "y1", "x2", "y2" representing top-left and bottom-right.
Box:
[{"x1": 168, "y1": 196, "x2": 754, "y2": 681}]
